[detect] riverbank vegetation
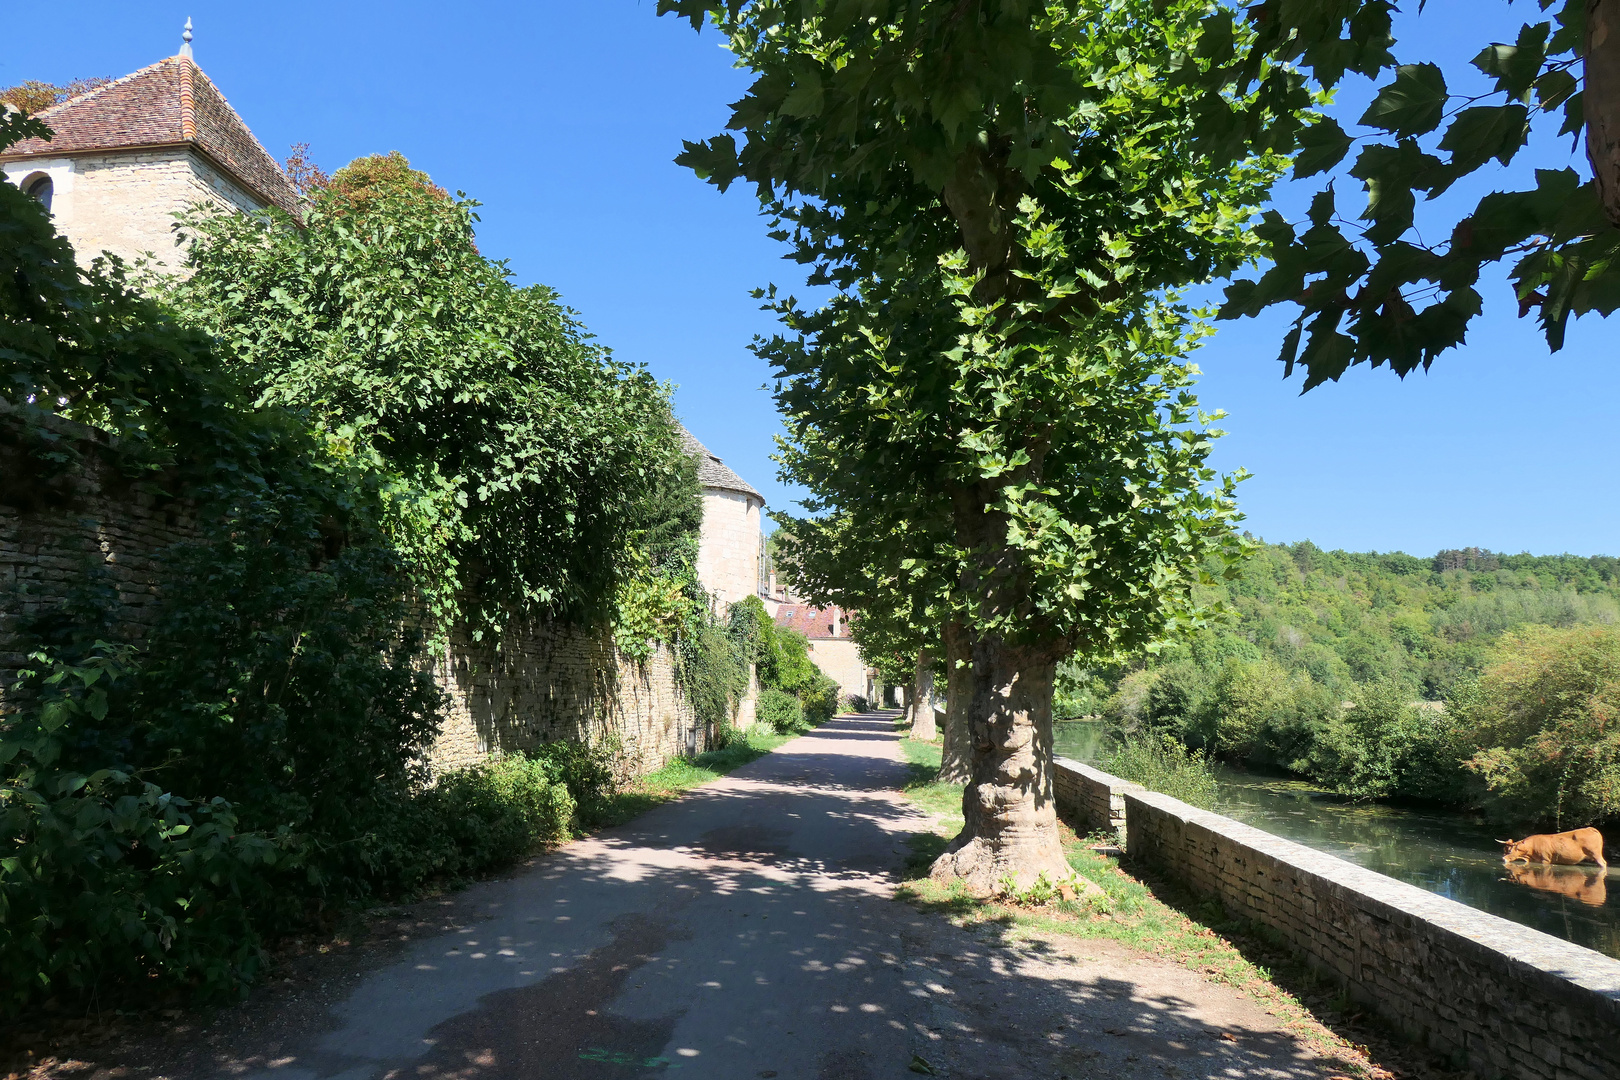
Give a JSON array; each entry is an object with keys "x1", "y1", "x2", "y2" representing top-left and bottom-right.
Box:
[{"x1": 1065, "y1": 541, "x2": 1620, "y2": 830}]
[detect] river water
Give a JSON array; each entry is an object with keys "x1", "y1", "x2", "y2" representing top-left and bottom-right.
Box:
[{"x1": 1054, "y1": 721, "x2": 1620, "y2": 959}]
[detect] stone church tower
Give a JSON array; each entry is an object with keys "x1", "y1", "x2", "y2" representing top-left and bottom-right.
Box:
[{"x1": 1, "y1": 28, "x2": 299, "y2": 268}]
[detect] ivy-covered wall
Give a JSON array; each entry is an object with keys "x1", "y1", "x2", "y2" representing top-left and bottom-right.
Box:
[{"x1": 0, "y1": 406, "x2": 707, "y2": 775}]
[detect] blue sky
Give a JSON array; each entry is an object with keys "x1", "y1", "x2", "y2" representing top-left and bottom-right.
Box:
[{"x1": 9, "y1": 3, "x2": 1614, "y2": 556}]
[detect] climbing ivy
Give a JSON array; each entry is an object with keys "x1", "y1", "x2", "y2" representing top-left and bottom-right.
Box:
[{"x1": 162, "y1": 154, "x2": 701, "y2": 640}]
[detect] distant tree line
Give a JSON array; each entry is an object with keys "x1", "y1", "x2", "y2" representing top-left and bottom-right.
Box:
[{"x1": 1063, "y1": 540, "x2": 1620, "y2": 831}]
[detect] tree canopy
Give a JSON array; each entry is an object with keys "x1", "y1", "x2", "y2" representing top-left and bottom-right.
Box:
[
  {"x1": 163, "y1": 155, "x2": 700, "y2": 638},
  {"x1": 1215, "y1": 0, "x2": 1619, "y2": 386},
  {"x1": 664, "y1": 0, "x2": 1282, "y2": 892}
]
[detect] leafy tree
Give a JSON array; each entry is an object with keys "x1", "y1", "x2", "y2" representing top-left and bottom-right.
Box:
[
  {"x1": 0, "y1": 77, "x2": 109, "y2": 114},
  {"x1": 1456, "y1": 624, "x2": 1620, "y2": 828},
  {"x1": 1215, "y1": 0, "x2": 1620, "y2": 385},
  {"x1": 664, "y1": 0, "x2": 1269, "y2": 892},
  {"x1": 163, "y1": 154, "x2": 699, "y2": 639}
]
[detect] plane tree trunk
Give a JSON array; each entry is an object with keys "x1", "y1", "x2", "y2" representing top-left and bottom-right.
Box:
[
  {"x1": 912, "y1": 650, "x2": 937, "y2": 742},
  {"x1": 929, "y1": 481, "x2": 1090, "y2": 896},
  {"x1": 939, "y1": 619, "x2": 973, "y2": 783},
  {"x1": 1589, "y1": 0, "x2": 1620, "y2": 227},
  {"x1": 929, "y1": 634, "x2": 1077, "y2": 895}
]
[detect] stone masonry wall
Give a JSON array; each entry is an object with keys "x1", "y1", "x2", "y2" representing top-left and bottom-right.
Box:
[
  {"x1": 1126, "y1": 789, "x2": 1620, "y2": 1080},
  {"x1": 1051, "y1": 758, "x2": 1139, "y2": 842},
  {"x1": 0, "y1": 407, "x2": 710, "y2": 778},
  {"x1": 425, "y1": 621, "x2": 703, "y2": 779},
  {"x1": 0, "y1": 407, "x2": 195, "y2": 694}
]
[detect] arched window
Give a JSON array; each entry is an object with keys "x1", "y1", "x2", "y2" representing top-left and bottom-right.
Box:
[{"x1": 22, "y1": 173, "x2": 53, "y2": 211}]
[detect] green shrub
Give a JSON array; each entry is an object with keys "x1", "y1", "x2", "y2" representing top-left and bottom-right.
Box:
[
  {"x1": 529, "y1": 738, "x2": 621, "y2": 827},
  {"x1": 843, "y1": 694, "x2": 870, "y2": 713},
  {"x1": 401, "y1": 756, "x2": 574, "y2": 883},
  {"x1": 800, "y1": 674, "x2": 840, "y2": 725},
  {"x1": 1454, "y1": 625, "x2": 1620, "y2": 829},
  {"x1": 1099, "y1": 734, "x2": 1219, "y2": 809},
  {"x1": 758, "y1": 689, "x2": 804, "y2": 733},
  {"x1": 0, "y1": 648, "x2": 282, "y2": 1014},
  {"x1": 1301, "y1": 680, "x2": 1465, "y2": 803}
]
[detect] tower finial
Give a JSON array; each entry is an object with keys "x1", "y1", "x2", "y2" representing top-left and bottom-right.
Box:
[{"x1": 179, "y1": 17, "x2": 194, "y2": 59}]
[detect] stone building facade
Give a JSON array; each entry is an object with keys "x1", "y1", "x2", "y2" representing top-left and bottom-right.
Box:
[
  {"x1": 773, "y1": 603, "x2": 874, "y2": 701},
  {"x1": 1, "y1": 52, "x2": 301, "y2": 268},
  {"x1": 679, "y1": 426, "x2": 764, "y2": 612}
]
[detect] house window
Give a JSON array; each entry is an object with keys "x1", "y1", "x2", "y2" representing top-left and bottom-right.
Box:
[{"x1": 23, "y1": 173, "x2": 53, "y2": 211}]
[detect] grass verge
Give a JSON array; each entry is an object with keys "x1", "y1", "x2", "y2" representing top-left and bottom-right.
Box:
[
  {"x1": 893, "y1": 735, "x2": 1433, "y2": 1080},
  {"x1": 582, "y1": 724, "x2": 806, "y2": 830}
]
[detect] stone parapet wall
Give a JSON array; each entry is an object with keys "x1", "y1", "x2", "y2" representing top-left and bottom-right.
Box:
[
  {"x1": 1125, "y1": 789, "x2": 1620, "y2": 1080},
  {"x1": 1051, "y1": 758, "x2": 1140, "y2": 842}
]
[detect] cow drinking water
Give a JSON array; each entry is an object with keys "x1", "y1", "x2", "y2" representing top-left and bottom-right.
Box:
[{"x1": 1498, "y1": 827, "x2": 1607, "y2": 868}]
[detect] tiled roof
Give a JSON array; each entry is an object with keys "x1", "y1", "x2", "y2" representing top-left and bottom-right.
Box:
[
  {"x1": 774, "y1": 604, "x2": 852, "y2": 641},
  {"x1": 1, "y1": 56, "x2": 300, "y2": 216},
  {"x1": 678, "y1": 424, "x2": 762, "y2": 501}
]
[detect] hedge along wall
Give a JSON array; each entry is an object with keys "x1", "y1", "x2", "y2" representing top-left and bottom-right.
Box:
[
  {"x1": 1125, "y1": 789, "x2": 1620, "y2": 1080},
  {"x1": 0, "y1": 406, "x2": 711, "y2": 777}
]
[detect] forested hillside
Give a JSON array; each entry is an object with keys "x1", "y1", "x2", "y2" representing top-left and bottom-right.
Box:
[
  {"x1": 1061, "y1": 541, "x2": 1620, "y2": 828},
  {"x1": 1181, "y1": 541, "x2": 1614, "y2": 701}
]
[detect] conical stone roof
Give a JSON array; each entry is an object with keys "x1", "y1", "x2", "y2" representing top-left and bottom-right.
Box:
[{"x1": 678, "y1": 424, "x2": 762, "y2": 501}]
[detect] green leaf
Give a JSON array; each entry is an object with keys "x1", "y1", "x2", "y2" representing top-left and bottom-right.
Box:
[
  {"x1": 1358, "y1": 64, "x2": 1448, "y2": 138},
  {"x1": 1293, "y1": 118, "x2": 1354, "y2": 179},
  {"x1": 1470, "y1": 22, "x2": 1551, "y2": 100},
  {"x1": 1438, "y1": 104, "x2": 1529, "y2": 175},
  {"x1": 781, "y1": 77, "x2": 826, "y2": 119}
]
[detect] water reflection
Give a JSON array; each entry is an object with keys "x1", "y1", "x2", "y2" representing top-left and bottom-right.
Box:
[
  {"x1": 1054, "y1": 721, "x2": 1620, "y2": 959},
  {"x1": 1505, "y1": 863, "x2": 1608, "y2": 907}
]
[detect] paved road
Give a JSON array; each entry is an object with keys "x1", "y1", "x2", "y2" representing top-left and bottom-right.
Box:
[{"x1": 223, "y1": 714, "x2": 1350, "y2": 1080}]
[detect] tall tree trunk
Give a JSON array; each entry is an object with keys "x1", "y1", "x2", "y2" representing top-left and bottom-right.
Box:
[
  {"x1": 912, "y1": 650, "x2": 937, "y2": 742},
  {"x1": 929, "y1": 634, "x2": 1076, "y2": 895},
  {"x1": 1590, "y1": 0, "x2": 1620, "y2": 227},
  {"x1": 939, "y1": 619, "x2": 973, "y2": 782}
]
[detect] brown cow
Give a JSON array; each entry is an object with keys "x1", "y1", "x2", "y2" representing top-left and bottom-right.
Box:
[
  {"x1": 1498, "y1": 827, "x2": 1608, "y2": 868},
  {"x1": 1504, "y1": 862, "x2": 1608, "y2": 907}
]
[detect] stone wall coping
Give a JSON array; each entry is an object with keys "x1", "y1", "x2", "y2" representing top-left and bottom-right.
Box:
[
  {"x1": 1125, "y1": 788, "x2": 1620, "y2": 1009},
  {"x1": 1053, "y1": 756, "x2": 1144, "y2": 794}
]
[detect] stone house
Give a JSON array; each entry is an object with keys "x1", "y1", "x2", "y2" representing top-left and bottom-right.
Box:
[
  {"x1": 1, "y1": 45, "x2": 300, "y2": 267},
  {"x1": 773, "y1": 602, "x2": 874, "y2": 702}
]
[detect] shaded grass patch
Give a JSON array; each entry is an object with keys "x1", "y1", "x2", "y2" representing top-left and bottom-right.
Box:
[{"x1": 583, "y1": 725, "x2": 803, "y2": 829}]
